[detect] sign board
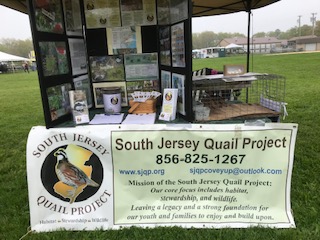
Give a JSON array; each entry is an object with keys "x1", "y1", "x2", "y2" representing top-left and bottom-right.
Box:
[{"x1": 27, "y1": 123, "x2": 297, "y2": 231}]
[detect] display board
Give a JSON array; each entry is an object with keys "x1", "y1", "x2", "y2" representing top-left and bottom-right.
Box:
[
  {"x1": 28, "y1": 0, "x2": 193, "y2": 128},
  {"x1": 27, "y1": 123, "x2": 297, "y2": 232}
]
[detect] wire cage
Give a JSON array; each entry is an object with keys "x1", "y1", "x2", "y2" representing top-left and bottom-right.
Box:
[{"x1": 192, "y1": 74, "x2": 286, "y2": 122}]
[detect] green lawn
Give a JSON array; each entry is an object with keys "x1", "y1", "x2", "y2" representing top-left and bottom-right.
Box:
[{"x1": 1, "y1": 52, "x2": 320, "y2": 239}]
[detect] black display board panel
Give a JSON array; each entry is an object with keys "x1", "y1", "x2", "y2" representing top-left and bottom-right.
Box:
[
  {"x1": 86, "y1": 28, "x2": 108, "y2": 56},
  {"x1": 27, "y1": 0, "x2": 74, "y2": 128}
]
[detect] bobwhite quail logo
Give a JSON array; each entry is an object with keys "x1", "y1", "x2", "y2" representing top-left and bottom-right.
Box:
[{"x1": 41, "y1": 144, "x2": 103, "y2": 204}]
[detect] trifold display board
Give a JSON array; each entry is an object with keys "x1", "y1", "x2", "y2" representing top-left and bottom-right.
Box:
[{"x1": 27, "y1": 0, "x2": 193, "y2": 128}]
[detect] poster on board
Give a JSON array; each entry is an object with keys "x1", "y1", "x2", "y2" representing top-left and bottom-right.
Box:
[
  {"x1": 84, "y1": 0, "x2": 121, "y2": 28},
  {"x1": 68, "y1": 38, "x2": 88, "y2": 76},
  {"x1": 120, "y1": 0, "x2": 157, "y2": 26},
  {"x1": 63, "y1": 0, "x2": 83, "y2": 36}
]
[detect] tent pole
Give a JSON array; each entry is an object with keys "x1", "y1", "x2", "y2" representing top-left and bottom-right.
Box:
[{"x1": 246, "y1": 9, "x2": 251, "y2": 73}]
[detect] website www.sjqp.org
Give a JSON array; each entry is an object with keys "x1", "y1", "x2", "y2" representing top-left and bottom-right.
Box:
[
  {"x1": 118, "y1": 168, "x2": 165, "y2": 176},
  {"x1": 190, "y1": 167, "x2": 283, "y2": 175}
]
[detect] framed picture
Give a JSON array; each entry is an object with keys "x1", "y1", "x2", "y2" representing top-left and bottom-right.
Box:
[
  {"x1": 33, "y1": 0, "x2": 64, "y2": 34},
  {"x1": 93, "y1": 82, "x2": 128, "y2": 108},
  {"x1": 223, "y1": 64, "x2": 246, "y2": 76},
  {"x1": 46, "y1": 83, "x2": 72, "y2": 121},
  {"x1": 89, "y1": 55, "x2": 125, "y2": 82},
  {"x1": 39, "y1": 41, "x2": 69, "y2": 76},
  {"x1": 124, "y1": 53, "x2": 158, "y2": 81}
]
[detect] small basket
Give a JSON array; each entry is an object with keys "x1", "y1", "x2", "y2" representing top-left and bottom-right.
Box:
[{"x1": 129, "y1": 99, "x2": 157, "y2": 114}]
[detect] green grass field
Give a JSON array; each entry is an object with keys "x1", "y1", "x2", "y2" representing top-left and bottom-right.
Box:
[{"x1": 1, "y1": 52, "x2": 320, "y2": 239}]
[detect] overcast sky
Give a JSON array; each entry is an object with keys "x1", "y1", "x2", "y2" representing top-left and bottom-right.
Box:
[{"x1": 0, "y1": 0, "x2": 318, "y2": 40}]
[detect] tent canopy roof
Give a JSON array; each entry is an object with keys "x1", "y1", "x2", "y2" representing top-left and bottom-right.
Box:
[
  {"x1": 1, "y1": 0, "x2": 280, "y2": 17},
  {"x1": 225, "y1": 43, "x2": 244, "y2": 49},
  {"x1": 0, "y1": 51, "x2": 29, "y2": 62}
]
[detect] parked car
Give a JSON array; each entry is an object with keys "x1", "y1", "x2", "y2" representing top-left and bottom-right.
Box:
[{"x1": 0, "y1": 62, "x2": 8, "y2": 73}]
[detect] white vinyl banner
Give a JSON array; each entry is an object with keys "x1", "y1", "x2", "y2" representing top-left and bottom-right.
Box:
[{"x1": 27, "y1": 123, "x2": 298, "y2": 232}]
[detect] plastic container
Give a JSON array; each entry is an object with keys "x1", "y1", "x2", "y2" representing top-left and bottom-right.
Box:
[{"x1": 103, "y1": 87, "x2": 121, "y2": 114}]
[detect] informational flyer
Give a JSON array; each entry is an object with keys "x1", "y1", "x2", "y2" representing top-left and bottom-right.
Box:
[
  {"x1": 107, "y1": 27, "x2": 142, "y2": 55},
  {"x1": 171, "y1": 23, "x2": 185, "y2": 68},
  {"x1": 68, "y1": 38, "x2": 88, "y2": 76},
  {"x1": 74, "y1": 75, "x2": 93, "y2": 108},
  {"x1": 27, "y1": 123, "x2": 297, "y2": 232},
  {"x1": 63, "y1": 0, "x2": 83, "y2": 36},
  {"x1": 124, "y1": 53, "x2": 159, "y2": 81},
  {"x1": 120, "y1": 0, "x2": 157, "y2": 26},
  {"x1": 84, "y1": 0, "x2": 121, "y2": 28},
  {"x1": 172, "y1": 73, "x2": 186, "y2": 115}
]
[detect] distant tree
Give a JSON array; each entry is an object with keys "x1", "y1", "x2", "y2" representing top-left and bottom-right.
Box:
[
  {"x1": 0, "y1": 38, "x2": 33, "y2": 58},
  {"x1": 314, "y1": 21, "x2": 320, "y2": 36},
  {"x1": 252, "y1": 32, "x2": 267, "y2": 38},
  {"x1": 192, "y1": 31, "x2": 245, "y2": 49}
]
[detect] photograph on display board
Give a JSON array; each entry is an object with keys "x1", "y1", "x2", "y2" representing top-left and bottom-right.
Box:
[
  {"x1": 84, "y1": 0, "x2": 121, "y2": 28},
  {"x1": 120, "y1": 0, "x2": 156, "y2": 26},
  {"x1": 157, "y1": 0, "x2": 170, "y2": 25},
  {"x1": 89, "y1": 55, "x2": 125, "y2": 82},
  {"x1": 124, "y1": 53, "x2": 158, "y2": 81},
  {"x1": 46, "y1": 83, "x2": 72, "y2": 121},
  {"x1": 63, "y1": 0, "x2": 83, "y2": 36},
  {"x1": 73, "y1": 75, "x2": 93, "y2": 108},
  {"x1": 172, "y1": 73, "x2": 186, "y2": 115},
  {"x1": 170, "y1": 0, "x2": 188, "y2": 24},
  {"x1": 160, "y1": 70, "x2": 171, "y2": 94},
  {"x1": 33, "y1": 0, "x2": 64, "y2": 34},
  {"x1": 68, "y1": 38, "x2": 88, "y2": 76},
  {"x1": 93, "y1": 82, "x2": 128, "y2": 108},
  {"x1": 159, "y1": 26, "x2": 171, "y2": 66},
  {"x1": 126, "y1": 80, "x2": 159, "y2": 100},
  {"x1": 107, "y1": 27, "x2": 142, "y2": 55},
  {"x1": 171, "y1": 22, "x2": 185, "y2": 68},
  {"x1": 39, "y1": 41, "x2": 69, "y2": 76}
]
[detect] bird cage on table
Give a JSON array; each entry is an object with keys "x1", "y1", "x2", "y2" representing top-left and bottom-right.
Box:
[{"x1": 192, "y1": 73, "x2": 286, "y2": 122}]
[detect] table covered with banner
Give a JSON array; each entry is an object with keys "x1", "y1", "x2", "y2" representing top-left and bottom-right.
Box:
[{"x1": 26, "y1": 123, "x2": 298, "y2": 232}]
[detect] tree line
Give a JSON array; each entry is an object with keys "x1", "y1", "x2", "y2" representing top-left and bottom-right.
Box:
[
  {"x1": 193, "y1": 21, "x2": 320, "y2": 49},
  {"x1": 0, "y1": 20, "x2": 319, "y2": 57},
  {"x1": 0, "y1": 38, "x2": 33, "y2": 59}
]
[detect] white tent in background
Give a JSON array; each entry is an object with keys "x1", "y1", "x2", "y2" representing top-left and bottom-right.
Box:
[
  {"x1": 225, "y1": 43, "x2": 244, "y2": 49},
  {"x1": 0, "y1": 51, "x2": 30, "y2": 62}
]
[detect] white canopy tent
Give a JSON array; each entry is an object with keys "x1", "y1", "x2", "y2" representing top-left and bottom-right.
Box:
[
  {"x1": 225, "y1": 43, "x2": 244, "y2": 49},
  {"x1": 0, "y1": 51, "x2": 30, "y2": 73},
  {"x1": 0, "y1": 51, "x2": 30, "y2": 62}
]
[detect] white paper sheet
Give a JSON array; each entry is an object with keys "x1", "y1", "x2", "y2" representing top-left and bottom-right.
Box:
[{"x1": 89, "y1": 113, "x2": 124, "y2": 124}]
